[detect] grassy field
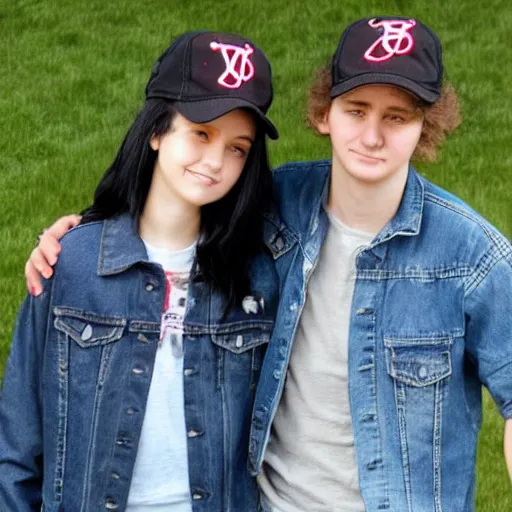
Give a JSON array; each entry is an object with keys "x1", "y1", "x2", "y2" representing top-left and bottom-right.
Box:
[{"x1": 0, "y1": 0, "x2": 510, "y2": 509}]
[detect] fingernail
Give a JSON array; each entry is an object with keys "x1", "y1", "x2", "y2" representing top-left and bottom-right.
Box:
[
  {"x1": 43, "y1": 270, "x2": 52, "y2": 279},
  {"x1": 30, "y1": 287, "x2": 37, "y2": 296}
]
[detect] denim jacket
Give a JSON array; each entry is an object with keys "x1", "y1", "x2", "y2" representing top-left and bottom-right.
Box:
[
  {"x1": 0, "y1": 213, "x2": 278, "y2": 512},
  {"x1": 250, "y1": 160, "x2": 512, "y2": 512}
]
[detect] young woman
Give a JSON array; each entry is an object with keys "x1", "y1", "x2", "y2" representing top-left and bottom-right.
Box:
[{"x1": 0, "y1": 30, "x2": 280, "y2": 512}]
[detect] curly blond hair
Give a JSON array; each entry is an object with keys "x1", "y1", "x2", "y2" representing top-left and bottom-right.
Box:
[{"x1": 307, "y1": 62, "x2": 461, "y2": 163}]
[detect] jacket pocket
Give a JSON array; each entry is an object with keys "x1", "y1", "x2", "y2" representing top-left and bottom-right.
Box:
[
  {"x1": 384, "y1": 336, "x2": 452, "y2": 387},
  {"x1": 211, "y1": 320, "x2": 272, "y2": 354},
  {"x1": 384, "y1": 335, "x2": 453, "y2": 510},
  {"x1": 53, "y1": 307, "x2": 126, "y2": 348}
]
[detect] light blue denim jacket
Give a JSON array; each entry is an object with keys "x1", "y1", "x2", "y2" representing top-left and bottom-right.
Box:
[
  {"x1": 0, "y1": 213, "x2": 279, "y2": 512},
  {"x1": 250, "y1": 160, "x2": 512, "y2": 512}
]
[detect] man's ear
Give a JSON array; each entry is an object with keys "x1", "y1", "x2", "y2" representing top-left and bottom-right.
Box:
[
  {"x1": 149, "y1": 134, "x2": 160, "y2": 151},
  {"x1": 315, "y1": 109, "x2": 331, "y2": 135}
]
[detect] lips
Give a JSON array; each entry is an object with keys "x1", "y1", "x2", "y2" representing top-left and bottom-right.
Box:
[
  {"x1": 186, "y1": 169, "x2": 219, "y2": 185},
  {"x1": 350, "y1": 150, "x2": 384, "y2": 163}
]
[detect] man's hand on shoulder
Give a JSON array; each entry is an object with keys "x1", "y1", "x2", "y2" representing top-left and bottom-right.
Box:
[{"x1": 26, "y1": 214, "x2": 81, "y2": 296}]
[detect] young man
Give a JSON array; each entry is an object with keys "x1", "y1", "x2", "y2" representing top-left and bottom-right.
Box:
[{"x1": 22, "y1": 17, "x2": 512, "y2": 512}]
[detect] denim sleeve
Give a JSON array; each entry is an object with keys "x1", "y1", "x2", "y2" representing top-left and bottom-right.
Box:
[
  {"x1": 465, "y1": 252, "x2": 512, "y2": 419},
  {"x1": 0, "y1": 283, "x2": 51, "y2": 511}
]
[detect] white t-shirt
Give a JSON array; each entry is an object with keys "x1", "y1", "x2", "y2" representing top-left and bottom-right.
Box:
[
  {"x1": 126, "y1": 240, "x2": 196, "y2": 512},
  {"x1": 258, "y1": 213, "x2": 373, "y2": 511}
]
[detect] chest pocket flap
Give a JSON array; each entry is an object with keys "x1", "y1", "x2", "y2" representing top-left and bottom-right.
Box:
[
  {"x1": 384, "y1": 336, "x2": 453, "y2": 387},
  {"x1": 211, "y1": 320, "x2": 272, "y2": 354},
  {"x1": 54, "y1": 307, "x2": 126, "y2": 348}
]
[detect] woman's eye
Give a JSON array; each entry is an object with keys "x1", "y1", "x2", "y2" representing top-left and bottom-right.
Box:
[
  {"x1": 231, "y1": 146, "x2": 248, "y2": 157},
  {"x1": 347, "y1": 110, "x2": 363, "y2": 117},
  {"x1": 195, "y1": 130, "x2": 208, "y2": 140}
]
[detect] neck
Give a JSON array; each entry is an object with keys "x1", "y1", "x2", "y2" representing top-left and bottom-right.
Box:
[
  {"x1": 328, "y1": 163, "x2": 409, "y2": 235},
  {"x1": 139, "y1": 185, "x2": 200, "y2": 252}
]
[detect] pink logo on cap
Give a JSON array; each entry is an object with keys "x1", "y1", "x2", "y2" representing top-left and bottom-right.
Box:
[
  {"x1": 364, "y1": 19, "x2": 416, "y2": 63},
  {"x1": 210, "y1": 42, "x2": 255, "y2": 89}
]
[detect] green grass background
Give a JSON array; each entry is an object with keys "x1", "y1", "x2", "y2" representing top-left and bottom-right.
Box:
[{"x1": 0, "y1": 0, "x2": 510, "y2": 508}]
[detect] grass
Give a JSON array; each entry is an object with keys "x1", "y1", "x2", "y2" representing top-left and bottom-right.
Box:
[{"x1": 0, "y1": 0, "x2": 511, "y2": 509}]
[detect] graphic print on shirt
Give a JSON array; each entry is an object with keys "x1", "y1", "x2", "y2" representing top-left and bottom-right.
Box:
[{"x1": 160, "y1": 270, "x2": 189, "y2": 357}]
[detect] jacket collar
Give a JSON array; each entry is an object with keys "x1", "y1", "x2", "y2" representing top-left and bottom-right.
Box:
[
  {"x1": 320, "y1": 164, "x2": 424, "y2": 241},
  {"x1": 97, "y1": 213, "x2": 149, "y2": 276},
  {"x1": 319, "y1": 164, "x2": 424, "y2": 260},
  {"x1": 371, "y1": 166, "x2": 424, "y2": 245}
]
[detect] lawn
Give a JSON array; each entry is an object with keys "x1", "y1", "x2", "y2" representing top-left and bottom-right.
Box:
[{"x1": 0, "y1": 0, "x2": 510, "y2": 509}]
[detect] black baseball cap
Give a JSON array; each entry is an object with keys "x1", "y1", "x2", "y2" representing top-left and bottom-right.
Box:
[
  {"x1": 331, "y1": 17, "x2": 443, "y2": 103},
  {"x1": 146, "y1": 31, "x2": 279, "y2": 139}
]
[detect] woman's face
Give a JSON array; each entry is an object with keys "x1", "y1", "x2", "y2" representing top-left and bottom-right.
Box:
[{"x1": 148, "y1": 109, "x2": 256, "y2": 210}]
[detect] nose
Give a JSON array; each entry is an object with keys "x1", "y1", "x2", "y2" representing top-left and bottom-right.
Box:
[
  {"x1": 360, "y1": 116, "x2": 384, "y2": 149},
  {"x1": 202, "y1": 141, "x2": 224, "y2": 173}
]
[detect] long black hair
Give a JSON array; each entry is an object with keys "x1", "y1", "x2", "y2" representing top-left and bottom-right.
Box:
[{"x1": 81, "y1": 99, "x2": 273, "y2": 305}]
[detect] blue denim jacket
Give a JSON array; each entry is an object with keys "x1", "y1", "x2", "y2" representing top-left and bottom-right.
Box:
[
  {"x1": 0, "y1": 213, "x2": 278, "y2": 512},
  {"x1": 250, "y1": 160, "x2": 512, "y2": 512}
]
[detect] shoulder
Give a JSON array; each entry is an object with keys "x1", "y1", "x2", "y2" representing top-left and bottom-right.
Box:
[
  {"x1": 59, "y1": 220, "x2": 104, "y2": 257},
  {"x1": 272, "y1": 159, "x2": 330, "y2": 187},
  {"x1": 419, "y1": 174, "x2": 511, "y2": 268},
  {"x1": 272, "y1": 159, "x2": 330, "y2": 210},
  {"x1": 54, "y1": 220, "x2": 105, "y2": 277}
]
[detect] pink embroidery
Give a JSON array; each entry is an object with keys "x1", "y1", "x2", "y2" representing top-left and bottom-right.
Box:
[
  {"x1": 364, "y1": 19, "x2": 416, "y2": 63},
  {"x1": 210, "y1": 42, "x2": 255, "y2": 88}
]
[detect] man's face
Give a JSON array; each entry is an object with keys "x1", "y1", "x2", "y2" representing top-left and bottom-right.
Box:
[{"x1": 316, "y1": 84, "x2": 423, "y2": 187}]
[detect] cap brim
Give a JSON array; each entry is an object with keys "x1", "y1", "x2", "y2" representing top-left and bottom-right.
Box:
[
  {"x1": 331, "y1": 73, "x2": 440, "y2": 104},
  {"x1": 174, "y1": 98, "x2": 279, "y2": 140}
]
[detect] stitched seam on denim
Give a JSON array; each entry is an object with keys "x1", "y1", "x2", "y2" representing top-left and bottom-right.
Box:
[
  {"x1": 384, "y1": 336, "x2": 454, "y2": 346},
  {"x1": 369, "y1": 311, "x2": 389, "y2": 507},
  {"x1": 356, "y1": 266, "x2": 472, "y2": 280},
  {"x1": 128, "y1": 321, "x2": 161, "y2": 333},
  {"x1": 183, "y1": 324, "x2": 215, "y2": 335},
  {"x1": 211, "y1": 335, "x2": 269, "y2": 354},
  {"x1": 54, "y1": 318, "x2": 124, "y2": 347},
  {"x1": 55, "y1": 329, "x2": 69, "y2": 503},
  {"x1": 97, "y1": 343, "x2": 114, "y2": 388},
  {"x1": 53, "y1": 307, "x2": 127, "y2": 326},
  {"x1": 433, "y1": 381, "x2": 443, "y2": 512},
  {"x1": 98, "y1": 219, "x2": 107, "y2": 276},
  {"x1": 465, "y1": 248, "x2": 512, "y2": 296},
  {"x1": 220, "y1": 349, "x2": 232, "y2": 511},
  {"x1": 389, "y1": 352, "x2": 452, "y2": 387},
  {"x1": 210, "y1": 319, "x2": 274, "y2": 332},
  {"x1": 85, "y1": 345, "x2": 115, "y2": 512},
  {"x1": 396, "y1": 381, "x2": 413, "y2": 512},
  {"x1": 424, "y1": 193, "x2": 511, "y2": 256}
]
